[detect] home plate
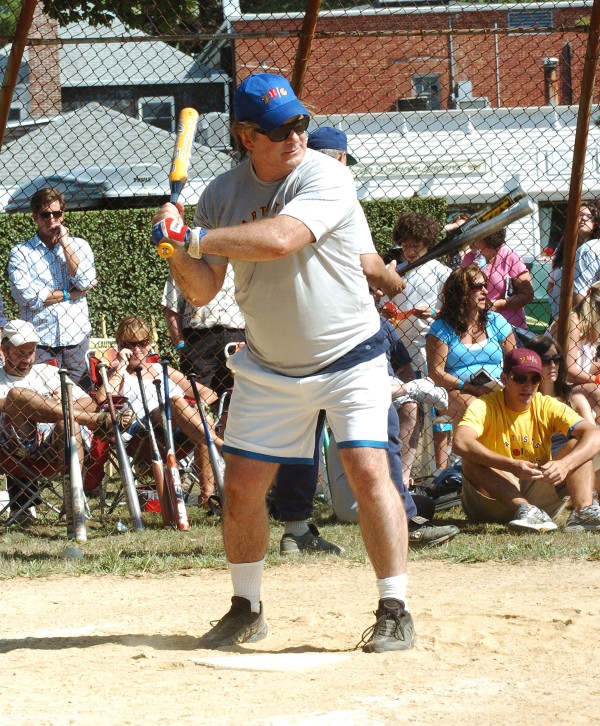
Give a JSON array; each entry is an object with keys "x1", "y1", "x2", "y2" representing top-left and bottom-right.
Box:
[{"x1": 192, "y1": 652, "x2": 349, "y2": 672}]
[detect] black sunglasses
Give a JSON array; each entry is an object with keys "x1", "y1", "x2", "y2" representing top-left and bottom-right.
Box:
[
  {"x1": 39, "y1": 210, "x2": 63, "y2": 219},
  {"x1": 255, "y1": 115, "x2": 310, "y2": 143},
  {"x1": 120, "y1": 338, "x2": 150, "y2": 349},
  {"x1": 470, "y1": 282, "x2": 488, "y2": 291},
  {"x1": 540, "y1": 354, "x2": 563, "y2": 364},
  {"x1": 509, "y1": 372, "x2": 542, "y2": 385}
]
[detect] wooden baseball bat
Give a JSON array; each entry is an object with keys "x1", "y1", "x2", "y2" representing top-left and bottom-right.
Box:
[
  {"x1": 134, "y1": 365, "x2": 174, "y2": 528},
  {"x1": 59, "y1": 368, "x2": 74, "y2": 540},
  {"x1": 397, "y1": 197, "x2": 536, "y2": 276},
  {"x1": 97, "y1": 362, "x2": 144, "y2": 531},
  {"x1": 156, "y1": 107, "x2": 200, "y2": 258},
  {"x1": 65, "y1": 379, "x2": 87, "y2": 542},
  {"x1": 188, "y1": 373, "x2": 225, "y2": 503},
  {"x1": 155, "y1": 367, "x2": 189, "y2": 531}
]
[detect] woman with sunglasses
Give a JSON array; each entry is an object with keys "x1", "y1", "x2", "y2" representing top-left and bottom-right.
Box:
[
  {"x1": 461, "y1": 228, "x2": 533, "y2": 331},
  {"x1": 96, "y1": 316, "x2": 220, "y2": 508},
  {"x1": 426, "y1": 264, "x2": 516, "y2": 469}
]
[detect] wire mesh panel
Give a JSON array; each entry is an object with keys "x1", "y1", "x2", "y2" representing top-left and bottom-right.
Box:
[{"x1": 1, "y1": 0, "x2": 599, "y2": 513}]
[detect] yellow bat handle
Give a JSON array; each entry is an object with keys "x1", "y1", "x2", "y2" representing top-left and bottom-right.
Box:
[
  {"x1": 157, "y1": 242, "x2": 174, "y2": 258},
  {"x1": 169, "y1": 107, "x2": 200, "y2": 203}
]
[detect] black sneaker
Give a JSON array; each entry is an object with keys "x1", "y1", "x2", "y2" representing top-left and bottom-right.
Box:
[
  {"x1": 359, "y1": 598, "x2": 416, "y2": 653},
  {"x1": 408, "y1": 516, "x2": 460, "y2": 547},
  {"x1": 197, "y1": 596, "x2": 268, "y2": 648},
  {"x1": 280, "y1": 523, "x2": 345, "y2": 555}
]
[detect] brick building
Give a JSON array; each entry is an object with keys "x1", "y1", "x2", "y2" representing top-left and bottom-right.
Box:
[{"x1": 231, "y1": 1, "x2": 592, "y2": 113}]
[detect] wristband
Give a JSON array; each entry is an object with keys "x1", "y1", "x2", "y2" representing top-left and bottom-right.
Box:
[
  {"x1": 175, "y1": 342, "x2": 185, "y2": 351},
  {"x1": 457, "y1": 380, "x2": 464, "y2": 391},
  {"x1": 62, "y1": 289, "x2": 69, "y2": 302},
  {"x1": 187, "y1": 227, "x2": 206, "y2": 259},
  {"x1": 595, "y1": 375, "x2": 600, "y2": 384},
  {"x1": 430, "y1": 307, "x2": 435, "y2": 318}
]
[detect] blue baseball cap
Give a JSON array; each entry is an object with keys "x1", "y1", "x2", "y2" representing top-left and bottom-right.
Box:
[
  {"x1": 307, "y1": 127, "x2": 357, "y2": 166},
  {"x1": 233, "y1": 73, "x2": 309, "y2": 132}
]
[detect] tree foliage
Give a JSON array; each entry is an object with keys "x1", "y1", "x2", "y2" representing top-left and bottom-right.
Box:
[{"x1": 41, "y1": 0, "x2": 223, "y2": 35}]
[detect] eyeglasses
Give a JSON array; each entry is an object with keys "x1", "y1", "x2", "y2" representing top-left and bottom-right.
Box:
[
  {"x1": 120, "y1": 338, "x2": 150, "y2": 349},
  {"x1": 39, "y1": 210, "x2": 63, "y2": 219},
  {"x1": 255, "y1": 115, "x2": 310, "y2": 143},
  {"x1": 509, "y1": 372, "x2": 542, "y2": 385},
  {"x1": 540, "y1": 354, "x2": 563, "y2": 365},
  {"x1": 399, "y1": 241, "x2": 425, "y2": 250},
  {"x1": 470, "y1": 282, "x2": 488, "y2": 291}
]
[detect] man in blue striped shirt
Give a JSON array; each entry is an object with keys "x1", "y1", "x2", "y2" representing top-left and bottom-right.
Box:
[{"x1": 8, "y1": 188, "x2": 97, "y2": 385}]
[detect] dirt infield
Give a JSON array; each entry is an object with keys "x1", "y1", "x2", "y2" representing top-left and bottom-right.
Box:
[{"x1": 1, "y1": 559, "x2": 598, "y2": 725}]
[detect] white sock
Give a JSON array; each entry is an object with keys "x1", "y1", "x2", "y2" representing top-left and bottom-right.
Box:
[
  {"x1": 377, "y1": 573, "x2": 409, "y2": 611},
  {"x1": 284, "y1": 520, "x2": 310, "y2": 536},
  {"x1": 229, "y1": 559, "x2": 264, "y2": 613}
]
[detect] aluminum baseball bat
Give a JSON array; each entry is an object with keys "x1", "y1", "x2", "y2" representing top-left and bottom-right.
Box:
[
  {"x1": 134, "y1": 366, "x2": 174, "y2": 528},
  {"x1": 188, "y1": 373, "x2": 225, "y2": 504},
  {"x1": 448, "y1": 185, "x2": 527, "y2": 237},
  {"x1": 65, "y1": 379, "x2": 87, "y2": 542},
  {"x1": 156, "y1": 366, "x2": 189, "y2": 531},
  {"x1": 97, "y1": 361, "x2": 144, "y2": 531},
  {"x1": 59, "y1": 368, "x2": 75, "y2": 540},
  {"x1": 397, "y1": 197, "x2": 536, "y2": 276}
]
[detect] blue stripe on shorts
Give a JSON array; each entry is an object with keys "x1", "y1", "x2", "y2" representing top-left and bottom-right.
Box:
[
  {"x1": 222, "y1": 444, "x2": 314, "y2": 466},
  {"x1": 337, "y1": 439, "x2": 389, "y2": 449}
]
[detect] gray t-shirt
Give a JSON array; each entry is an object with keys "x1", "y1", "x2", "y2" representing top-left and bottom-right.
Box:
[{"x1": 195, "y1": 149, "x2": 379, "y2": 377}]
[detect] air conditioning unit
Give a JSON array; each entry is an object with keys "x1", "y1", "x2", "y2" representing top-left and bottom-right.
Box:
[
  {"x1": 395, "y1": 98, "x2": 430, "y2": 112},
  {"x1": 198, "y1": 112, "x2": 231, "y2": 149},
  {"x1": 457, "y1": 97, "x2": 491, "y2": 110}
]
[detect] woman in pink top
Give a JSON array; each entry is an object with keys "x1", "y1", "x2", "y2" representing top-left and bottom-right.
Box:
[{"x1": 462, "y1": 229, "x2": 534, "y2": 329}]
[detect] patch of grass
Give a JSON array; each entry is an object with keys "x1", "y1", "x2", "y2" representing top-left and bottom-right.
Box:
[{"x1": 1, "y1": 498, "x2": 600, "y2": 580}]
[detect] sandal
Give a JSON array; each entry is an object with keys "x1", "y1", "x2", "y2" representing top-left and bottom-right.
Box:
[{"x1": 95, "y1": 409, "x2": 136, "y2": 441}]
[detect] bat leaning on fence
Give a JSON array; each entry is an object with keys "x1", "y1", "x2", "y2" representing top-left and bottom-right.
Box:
[
  {"x1": 58, "y1": 368, "x2": 87, "y2": 542},
  {"x1": 154, "y1": 366, "x2": 190, "y2": 531},
  {"x1": 188, "y1": 373, "x2": 225, "y2": 505},
  {"x1": 65, "y1": 378, "x2": 87, "y2": 542},
  {"x1": 133, "y1": 365, "x2": 174, "y2": 528},
  {"x1": 97, "y1": 361, "x2": 144, "y2": 531},
  {"x1": 396, "y1": 196, "x2": 536, "y2": 277}
]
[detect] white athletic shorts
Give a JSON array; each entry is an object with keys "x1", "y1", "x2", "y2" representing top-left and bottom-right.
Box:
[{"x1": 222, "y1": 345, "x2": 390, "y2": 464}]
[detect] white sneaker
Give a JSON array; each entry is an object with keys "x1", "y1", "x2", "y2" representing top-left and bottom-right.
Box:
[
  {"x1": 392, "y1": 377, "x2": 448, "y2": 410},
  {"x1": 508, "y1": 503, "x2": 558, "y2": 533}
]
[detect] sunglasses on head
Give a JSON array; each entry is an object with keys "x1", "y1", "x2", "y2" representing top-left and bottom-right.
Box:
[
  {"x1": 255, "y1": 115, "x2": 310, "y2": 143},
  {"x1": 541, "y1": 354, "x2": 563, "y2": 364},
  {"x1": 509, "y1": 372, "x2": 542, "y2": 385},
  {"x1": 120, "y1": 338, "x2": 150, "y2": 349},
  {"x1": 39, "y1": 210, "x2": 63, "y2": 219},
  {"x1": 470, "y1": 281, "x2": 488, "y2": 291}
]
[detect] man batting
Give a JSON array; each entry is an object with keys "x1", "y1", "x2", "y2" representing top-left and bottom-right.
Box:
[{"x1": 152, "y1": 73, "x2": 412, "y2": 652}]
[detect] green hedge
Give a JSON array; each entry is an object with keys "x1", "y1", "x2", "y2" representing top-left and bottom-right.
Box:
[{"x1": 0, "y1": 197, "x2": 446, "y2": 359}]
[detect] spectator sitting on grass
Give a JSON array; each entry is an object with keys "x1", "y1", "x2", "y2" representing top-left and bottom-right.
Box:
[{"x1": 453, "y1": 347, "x2": 600, "y2": 533}]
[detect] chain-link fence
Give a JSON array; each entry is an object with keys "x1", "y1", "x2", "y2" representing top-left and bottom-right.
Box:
[{"x1": 1, "y1": 0, "x2": 600, "y2": 526}]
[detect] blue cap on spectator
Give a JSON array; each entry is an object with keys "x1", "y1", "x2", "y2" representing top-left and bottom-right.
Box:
[
  {"x1": 307, "y1": 127, "x2": 358, "y2": 166},
  {"x1": 234, "y1": 74, "x2": 309, "y2": 132}
]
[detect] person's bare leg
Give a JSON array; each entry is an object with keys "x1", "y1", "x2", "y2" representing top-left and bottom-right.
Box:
[
  {"x1": 222, "y1": 453, "x2": 278, "y2": 563},
  {"x1": 397, "y1": 402, "x2": 418, "y2": 484},
  {"x1": 463, "y1": 460, "x2": 527, "y2": 511},
  {"x1": 338, "y1": 447, "x2": 407, "y2": 577},
  {"x1": 170, "y1": 398, "x2": 216, "y2": 502},
  {"x1": 556, "y1": 439, "x2": 595, "y2": 511}
]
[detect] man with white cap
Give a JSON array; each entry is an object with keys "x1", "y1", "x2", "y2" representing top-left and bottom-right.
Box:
[
  {"x1": 153, "y1": 73, "x2": 415, "y2": 652},
  {"x1": 0, "y1": 320, "x2": 128, "y2": 523}
]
